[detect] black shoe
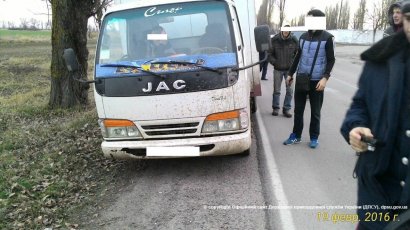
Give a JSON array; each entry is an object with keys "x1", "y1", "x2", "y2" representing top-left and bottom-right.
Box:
[
  {"x1": 283, "y1": 110, "x2": 292, "y2": 118},
  {"x1": 272, "y1": 109, "x2": 279, "y2": 116},
  {"x1": 261, "y1": 78, "x2": 268, "y2": 80}
]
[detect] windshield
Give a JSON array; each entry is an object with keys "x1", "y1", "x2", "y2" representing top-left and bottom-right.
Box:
[{"x1": 96, "y1": 1, "x2": 236, "y2": 78}]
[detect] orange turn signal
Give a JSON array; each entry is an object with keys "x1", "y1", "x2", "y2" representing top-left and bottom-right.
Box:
[
  {"x1": 205, "y1": 110, "x2": 239, "y2": 121},
  {"x1": 103, "y1": 119, "x2": 135, "y2": 127}
]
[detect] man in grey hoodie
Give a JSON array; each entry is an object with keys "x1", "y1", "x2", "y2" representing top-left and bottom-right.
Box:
[{"x1": 384, "y1": 1, "x2": 404, "y2": 37}]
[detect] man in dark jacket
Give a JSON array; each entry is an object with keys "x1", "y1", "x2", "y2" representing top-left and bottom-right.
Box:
[
  {"x1": 269, "y1": 24, "x2": 298, "y2": 117},
  {"x1": 283, "y1": 9, "x2": 336, "y2": 148},
  {"x1": 384, "y1": 1, "x2": 404, "y2": 37},
  {"x1": 340, "y1": 2, "x2": 410, "y2": 229},
  {"x1": 148, "y1": 26, "x2": 176, "y2": 57}
]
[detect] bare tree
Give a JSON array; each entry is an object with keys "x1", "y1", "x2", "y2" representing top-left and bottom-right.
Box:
[
  {"x1": 257, "y1": 0, "x2": 274, "y2": 26},
  {"x1": 338, "y1": 0, "x2": 344, "y2": 27},
  {"x1": 7, "y1": 21, "x2": 15, "y2": 29},
  {"x1": 276, "y1": 0, "x2": 286, "y2": 27},
  {"x1": 290, "y1": 14, "x2": 305, "y2": 27},
  {"x1": 353, "y1": 0, "x2": 367, "y2": 30},
  {"x1": 339, "y1": 0, "x2": 350, "y2": 29},
  {"x1": 41, "y1": 0, "x2": 52, "y2": 29},
  {"x1": 49, "y1": 0, "x2": 113, "y2": 108},
  {"x1": 29, "y1": 18, "x2": 39, "y2": 30},
  {"x1": 20, "y1": 18, "x2": 29, "y2": 29},
  {"x1": 298, "y1": 14, "x2": 305, "y2": 26},
  {"x1": 258, "y1": 0, "x2": 287, "y2": 32},
  {"x1": 326, "y1": 0, "x2": 350, "y2": 30},
  {"x1": 367, "y1": 0, "x2": 384, "y2": 43},
  {"x1": 93, "y1": 0, "x2": 113, "y2": 29},
  {"x1": 326, "y1": 5, "x2": 339, "y2": 29}
]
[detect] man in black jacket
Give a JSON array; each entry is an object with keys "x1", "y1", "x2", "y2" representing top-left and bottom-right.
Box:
[
  {"x1": 340, "y1": 2, "x2": 410, "y2": 229},
  {"x1": 269, "y1": 24, "x2": 298, "y2": 117},
  {"x1": 283, "y1": 9, "x2": 336, "y2": 148}
]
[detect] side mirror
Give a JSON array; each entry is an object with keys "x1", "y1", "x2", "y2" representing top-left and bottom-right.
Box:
[
  {"x1": 254, "y1": 25, "x2": 270, "y2": 52},
  {"x1": 63, "y1": 48, "x2": 79, "y2": 72}
]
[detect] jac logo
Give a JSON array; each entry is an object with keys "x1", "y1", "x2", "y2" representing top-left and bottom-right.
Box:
[{"x1": 142, "y1": 80, "x2": 186, "y2": 93}]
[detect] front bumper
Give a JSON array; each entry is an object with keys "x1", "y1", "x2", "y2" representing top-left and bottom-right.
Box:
[{"x1": 101, "y1": 129, "x2": 251, "y2": 159}]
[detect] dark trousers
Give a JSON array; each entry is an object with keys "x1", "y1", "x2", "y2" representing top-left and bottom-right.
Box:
[
  {"x1": 292, "y1": 80, "x2": 324, "y2": 139},
  {"x1": 259, "y1": 52, "x2": 268, "y2": 79},
  {"x1": 260, "y1": 60, "x2": 268, "y2": 79}
]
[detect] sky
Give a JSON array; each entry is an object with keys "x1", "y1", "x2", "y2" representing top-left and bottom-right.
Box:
[
  {"x1": 0, "y1": 0, "x2": 50, "y2": 26},
  {"x1": 0, "y1": 0, "x2": 379, "y2": 27},
  {"x1": 256, "y1": 0, "x2": 366, "y2": 24},
  {"x1": 285, "y1": 0, "x2": 360, "y2": 21}
]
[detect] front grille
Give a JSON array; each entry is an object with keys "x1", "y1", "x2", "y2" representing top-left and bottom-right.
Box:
[
  {"x1": 145, "y1": 129, "x2": 197, "y2": 136},
  {"x1": 141, "y1": 122, "x2": 199, "y2": 129},
  {"x1": 141, "y1": 122, "x2": 200, "y2": 137}
]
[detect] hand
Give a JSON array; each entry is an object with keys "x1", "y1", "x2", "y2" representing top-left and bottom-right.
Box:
[
  {"x1": 349, "y1": 127, "x2": 373, "y2": 153},
  {"x1": 316, "y1": 78, "x2": 327, "y2": 91},
  {"x1": 286, "y1": 75, "x2": 293, "y2": 86}
]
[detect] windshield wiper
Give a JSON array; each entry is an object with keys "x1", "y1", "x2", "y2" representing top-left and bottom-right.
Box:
[
  {"x1": 150, "y1": 60, "x2": 222, "y2": 74},
  {"x1": 100, "y1": 63, "x2": 162, "y2": 78}
]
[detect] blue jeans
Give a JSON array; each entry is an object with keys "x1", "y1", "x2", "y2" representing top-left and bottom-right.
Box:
[
  {"x1": 272, "y1": 69, "x2": 293, "y2": 111},
  {"x1": 292, "y1": 80, "x2": 323, "y2": 139}
]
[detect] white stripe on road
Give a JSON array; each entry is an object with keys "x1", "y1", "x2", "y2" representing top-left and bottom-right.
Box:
[
  {"x1": 331, "y1": 77, "x2": 358, "y2": 90},
  {"x1": 255, "y1": 109, "x2": 296, "y2": 230}
]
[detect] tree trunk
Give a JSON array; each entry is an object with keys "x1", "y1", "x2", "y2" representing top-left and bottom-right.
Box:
[{"x1": 49, "y1": 0, "x2": 91, "y2": 109}]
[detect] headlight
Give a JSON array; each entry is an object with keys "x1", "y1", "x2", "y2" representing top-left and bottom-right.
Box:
[
  {"x1": 98, "y1": 119, "x2": 142, "y2": 139},
  {"x1": 201, "y1": 109, "x2": 248, "y2": 134}
]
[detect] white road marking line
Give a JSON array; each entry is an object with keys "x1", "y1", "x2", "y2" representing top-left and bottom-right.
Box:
[
  {"x1": 331, "y1": 77, "x2": 358, "y2": 90},
  {"x1": 255, "y1": 109, "x2": 296, "y2": 230}
]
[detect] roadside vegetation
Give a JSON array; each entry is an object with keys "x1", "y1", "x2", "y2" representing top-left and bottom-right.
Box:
[{"x1": 0, "y1": 29, "x2": 125, "y2": 229}]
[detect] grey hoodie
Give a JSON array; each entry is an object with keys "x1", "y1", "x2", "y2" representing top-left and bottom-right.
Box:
[{"x1": 383, "y1": 1, "x2": 403, "y2": 37}]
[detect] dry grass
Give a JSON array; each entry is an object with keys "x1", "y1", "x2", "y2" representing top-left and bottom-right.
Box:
[
  {"x1": 0, "y1": 29, "x2": 51, "y2": 42},
  {"x1": 0, "y1": 30, "x2": 124, "y2": 229}
]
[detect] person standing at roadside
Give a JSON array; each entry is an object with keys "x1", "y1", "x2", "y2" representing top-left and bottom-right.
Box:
[
  {"x1": 384, "y1": 1, "x2": 404, "y2": 37},
  {"x1": 283, "y1": 9, "x2": 335, "y2": 149},
  {"x1": 269, "y1": 24, "x2": 298, "y2": 117},
  {"x1": 340, "y1": 2, "x2": 410, "y2": 229}
]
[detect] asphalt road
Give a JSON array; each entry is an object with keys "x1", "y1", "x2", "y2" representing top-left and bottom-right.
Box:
[{"x1": 88, "y1": 45, "x2": 370, "y2": 230}]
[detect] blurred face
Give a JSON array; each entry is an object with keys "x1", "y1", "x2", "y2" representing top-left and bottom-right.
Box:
[
  {"x1": 152, "y1": 29, "x2": 167, "y2": 46},
  {"x1": 404, "y1": 14, "x2": 410, "y2": 42},
  {"x1": 306, "y1": 14, "x2": 316, "y2": 33},
  {"x1": 282, "y1": 31, "x2": 290, "y2": 37},
  {"x1": 393, "y1": 7, "x2": 403, "y2": 25}
]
